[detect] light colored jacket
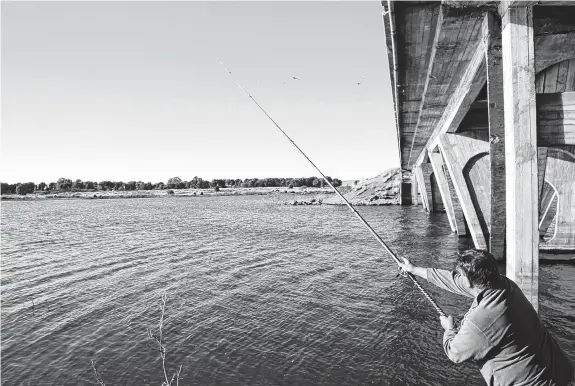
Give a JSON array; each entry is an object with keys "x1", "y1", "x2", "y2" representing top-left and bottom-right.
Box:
[{"x1": 427, "y1": 268, "x2": 574, "y2": 386}]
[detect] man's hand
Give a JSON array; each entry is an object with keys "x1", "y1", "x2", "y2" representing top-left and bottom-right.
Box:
[
  {"x1": 440, "y1": 315, "x2": 455, "y2": 331},
  {"x1": 397, "y1": 257, "x2": 414, "y2": 273}
]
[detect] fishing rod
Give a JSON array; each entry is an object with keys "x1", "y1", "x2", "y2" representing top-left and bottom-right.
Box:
[{"x1": 219, "y1": 60, "x2": 446, "y2": 318}]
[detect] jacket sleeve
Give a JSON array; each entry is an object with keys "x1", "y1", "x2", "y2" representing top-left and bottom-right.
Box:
[
  {"x1": 443, "y1": 319, "x2": 491, "y2": 364},
  {"x1": 426, "y1": 268, "x2": 475, "y2": 298}
]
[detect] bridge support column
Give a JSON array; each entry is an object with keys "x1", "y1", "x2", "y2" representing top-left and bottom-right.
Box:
[
  {"x1": 485, "y1": 12, "x2": 506, "y2": 260},
  {"x1": 502, "y1": 6, "x2": 539, "y2": 310},
  {"x1": 444, "y1": 163, "x2": 467, "y2": 235},
  {"x1": 414, "y1": 164, "x2": 430, "y2": 211},
  {"x1": 429, "y1": 151, "x2": 457, "y2": 232},
  {"x1": 420, "y1": 163, "x2": 434, "y2": 212},
  {"x1": 411, "y1": 173, "x2": 419, "y2": 206},
  {"x1": 400, "y1": 182, "x2": 413, "y2": 206},
  {"x1": 438, "y1": 133, "x2": 489, "y2": 249}
]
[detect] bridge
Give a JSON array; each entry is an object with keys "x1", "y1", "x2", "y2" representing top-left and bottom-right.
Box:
[{"x1": 382, "y1": 0, "x2": 575, "y2": 309}]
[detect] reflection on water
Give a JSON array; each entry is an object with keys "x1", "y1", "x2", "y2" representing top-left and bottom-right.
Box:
[{"x1": 1, "y1": 196, "x2": 573, "y2": 385}]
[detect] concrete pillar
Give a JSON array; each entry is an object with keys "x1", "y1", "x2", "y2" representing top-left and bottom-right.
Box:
[
  {"x1": 414, "y1": 165, "x2": 430, "y2": 211},
  {"x1": 438, "y1": 133, "x2": 489, "y2": 250},
  {"x1": 400, "y1": 182, "x2": 413, "y2": 205},
  {"x1": 484, "y1": 12, "x2": 506, "y2": 260},
  {"x1": 502, "y1": 6, "x2": 539, "y2": 310},
  {"x1": 411, "y1": 173, "x2": 419, "y2": 206},
  {"x1": 420, "y1": 163, "x2": 434, "y2": 212},
  {"x1": 429, "y1": 151, "x2": 457, "y2": 232},
  {"x1": 444, "y1": 163, "x2": 468, "y2": 235}
]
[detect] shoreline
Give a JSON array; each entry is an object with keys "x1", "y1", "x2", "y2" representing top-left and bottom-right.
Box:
[
  {"x1": 0, "y1": 186, "x2": 403, "y2": 206},
  {"x1": 1, "y1": 187, "x2": 336, "y2": 201}
]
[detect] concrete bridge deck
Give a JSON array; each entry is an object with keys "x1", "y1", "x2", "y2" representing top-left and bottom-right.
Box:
[{"x1": 382, "y1": 0, "x2": 575, "y2": 309}]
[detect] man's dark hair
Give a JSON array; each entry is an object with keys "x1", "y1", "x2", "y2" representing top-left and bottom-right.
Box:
[{"x1": 456, "y1": 249, "x2": 500, "y2": 288}]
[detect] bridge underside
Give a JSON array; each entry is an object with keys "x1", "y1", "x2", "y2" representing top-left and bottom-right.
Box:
[{"x1": 383, "y1": 0, "x2": 575, "y2": 310}]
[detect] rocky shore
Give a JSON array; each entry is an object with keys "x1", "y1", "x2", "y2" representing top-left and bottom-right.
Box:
[{"x1": 290, "y1": 168, "x2": 403, "y2": 206}]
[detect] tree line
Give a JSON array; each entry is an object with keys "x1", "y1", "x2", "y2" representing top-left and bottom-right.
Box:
[{"x1": 1, "y1": 176, "x2": 342, "y2": 195}]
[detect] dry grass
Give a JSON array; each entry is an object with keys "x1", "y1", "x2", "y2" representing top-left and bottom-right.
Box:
[
  {"x1": 147, "y1": 292, "x2": 182, "y2": 386},
  {"x1": 91, "y1": 360, "x2": 105, "y2": 386},
  {"x1": 91, "y1": 291, "x2": 182, "y2": 386}
]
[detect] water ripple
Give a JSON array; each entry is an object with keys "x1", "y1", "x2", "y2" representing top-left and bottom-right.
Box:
[{"x1": 1, "y1": 196, "x2": 573, "y2": 385}]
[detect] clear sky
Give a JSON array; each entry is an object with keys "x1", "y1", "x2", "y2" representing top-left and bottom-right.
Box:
[{"x1": 1, "y1": 1, "x2": 398, "y2": 184}]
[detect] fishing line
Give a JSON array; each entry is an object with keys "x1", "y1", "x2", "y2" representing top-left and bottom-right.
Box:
[{"x1": 219, "y1": 60, "x2": 446, "y2": 318}]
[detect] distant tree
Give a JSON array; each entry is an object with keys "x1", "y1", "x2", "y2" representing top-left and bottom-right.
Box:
[
  {"x1": 85, "y1": 181, "x2": 95, "y2": 190},
  {"x1": 190, "y1": 177, "x2": 209, "y2": 189},
  {"x1": 48, "y1": 182, "x2": 57, "y2": 191},
  {"x1": 114, "y1": 182, "x2": 124, "y2": 190},
  {"x1": 16, "y1": 182, "x2": 35, "y2": 195},
  {"x1": 72, "y1": 179, "x2": 85, "y2": 190},
  {"x1": 167, "y1": 177, "x2": 182, "y2": 189},
  {"x1": 98, "y1": 181, "x2": 115, "y2": 191},
  {"x1": 214, "y1": 186, "x2": 220, "y2": 192},
  {"x1": 56, "y1": 178, "x2": 72, "y2": 191},
  {"x1": 332, "y1": 178, "x2": 342, "y2": 187},
  {"x1": 37, "y1": 182, "x2": 47, "y2": 191},
  {"x1": 312, "y1": 178, "x2": 321, "y2": 188},
  {"x1": 1, "y1": 183, "x2": 10, "y2": 194}
]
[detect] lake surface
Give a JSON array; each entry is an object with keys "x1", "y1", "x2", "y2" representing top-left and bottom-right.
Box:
[{"x1": 1, "y1": 195, "x2": 574, "y2": 385}]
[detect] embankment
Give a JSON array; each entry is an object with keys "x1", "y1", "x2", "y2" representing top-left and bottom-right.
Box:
[{"x1": 290, "y1": 168, "x2": 403, "y2": 206}]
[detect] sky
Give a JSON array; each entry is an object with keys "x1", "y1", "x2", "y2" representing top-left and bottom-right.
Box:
[{"x1": 1, "y1": 1, "x2": 398, "y2": 184}]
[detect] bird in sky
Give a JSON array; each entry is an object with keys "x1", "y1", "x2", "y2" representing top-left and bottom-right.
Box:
[
  {"x1": 357, "y1": 76, "x2": 365, "y2": 86},
  {"x1": 292, "y1": 76, "x2": 300, "y2": 80}
]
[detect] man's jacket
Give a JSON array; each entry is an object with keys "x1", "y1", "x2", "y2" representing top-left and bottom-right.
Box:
[{"x1": 427, "y1": 268, "x2": 574, "y2": 386}]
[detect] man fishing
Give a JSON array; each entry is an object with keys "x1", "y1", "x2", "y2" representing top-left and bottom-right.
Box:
[
  {"x1": 398, "y1": 249, "x2": 574, "y2": 386},
  {"x1": 220, "y1": 61, "x2": 574, "y2": 384}
]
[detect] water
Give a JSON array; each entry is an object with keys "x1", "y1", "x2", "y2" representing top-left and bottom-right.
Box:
[{"x1": 1, "y1": 195, "x2": 574, "y2": 385}]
